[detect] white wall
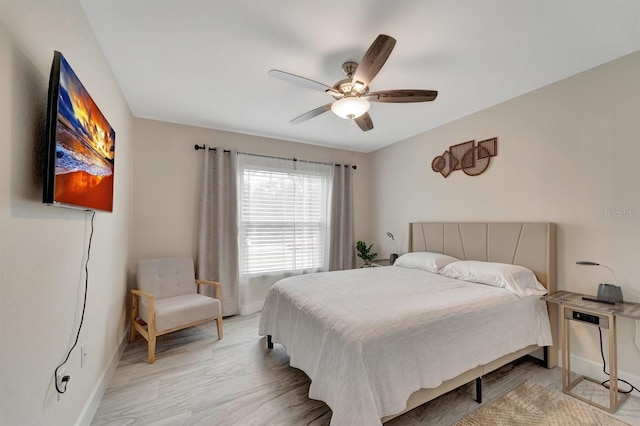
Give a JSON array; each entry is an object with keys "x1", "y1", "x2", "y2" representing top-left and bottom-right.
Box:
[
  {"x1": 131, "y1": 118, "x2": 372, "y2": 298},
  {"x1": 370, "y1": 52, "x2": 640, "y2": 380},
  {"x1": 0, "y1": 1, "x2": 133, "y2": 424}
]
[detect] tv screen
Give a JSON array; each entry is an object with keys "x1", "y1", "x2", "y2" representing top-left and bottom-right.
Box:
[{"x1": 43, "y1": 51, "x2": 115, "y2": 212}]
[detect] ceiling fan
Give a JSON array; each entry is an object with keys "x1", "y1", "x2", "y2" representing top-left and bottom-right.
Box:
[{"x1": 269, "y1": 34, "x2": 438, "y2": 132}]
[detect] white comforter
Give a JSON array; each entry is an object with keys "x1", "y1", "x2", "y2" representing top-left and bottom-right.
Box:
[{"x1": 258, "y1": 266, "x2": 553, "y2": 426}]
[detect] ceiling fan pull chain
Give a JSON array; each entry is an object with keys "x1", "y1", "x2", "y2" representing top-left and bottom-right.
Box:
[{"x1": 349, "y1": 117, "x2": 355, "y2": 155}]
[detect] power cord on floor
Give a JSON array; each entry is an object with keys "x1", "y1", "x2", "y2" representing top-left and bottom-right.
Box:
[
  {"x1": 53, "y1": 210, "x2": 95, "y2": 394},
  {"x1": 598, "y1": 327, "x2": 640, "y2": 395}
]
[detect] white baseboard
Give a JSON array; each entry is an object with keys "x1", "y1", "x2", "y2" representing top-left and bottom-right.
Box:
[
  {"x1": 75, "y1": 333, "x2": 128, "y2": 426},
  {"x1": 556, "y1": 349, "x2": 640, "y2": 390}
]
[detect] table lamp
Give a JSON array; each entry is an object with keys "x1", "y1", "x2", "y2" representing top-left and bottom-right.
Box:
[{"x1": 576, "y1": 261, "x2": 623, "y2": 304}]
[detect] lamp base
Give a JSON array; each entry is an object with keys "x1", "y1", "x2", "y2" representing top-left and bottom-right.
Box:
[{"x1": 597, "y1": 283, "x2": 623, "y2": 303}]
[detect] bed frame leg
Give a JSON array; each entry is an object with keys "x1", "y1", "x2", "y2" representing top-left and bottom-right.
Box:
[
  {"x1": 475, "y1": 377, "x2": 482, "y2": 404},
  {"x1": 267, "y1": 335, "x2": 273, "y2": 349},
  {"x1": 543, "y1": 346, "x2": 549, "y2": 368}
]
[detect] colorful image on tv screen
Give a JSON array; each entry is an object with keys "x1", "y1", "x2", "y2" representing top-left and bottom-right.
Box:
[{"x1": 55, "y1": 54, "x2": 115, "y2": 211}]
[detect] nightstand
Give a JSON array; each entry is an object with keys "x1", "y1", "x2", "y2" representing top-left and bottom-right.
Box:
[
  {"x1": 371, "y1": 258, "x2": 393, "y2": 267},
  {"x1": 543, "y1": 291, "x2": 640, "y2": 413}
]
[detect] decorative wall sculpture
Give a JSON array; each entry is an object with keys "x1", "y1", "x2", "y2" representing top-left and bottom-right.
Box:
[{"x1": 431, "y1": 137, "x2": 497, "y2": 178}]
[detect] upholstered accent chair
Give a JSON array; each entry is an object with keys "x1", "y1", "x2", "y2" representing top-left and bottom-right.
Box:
[{"x1": 130, "y1": 257, "x2": 223, "y2": 364}]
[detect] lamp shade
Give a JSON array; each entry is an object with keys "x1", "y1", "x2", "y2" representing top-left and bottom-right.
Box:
[{"x1": 331, "y1": 97, "x2": 370, "y2": 119}]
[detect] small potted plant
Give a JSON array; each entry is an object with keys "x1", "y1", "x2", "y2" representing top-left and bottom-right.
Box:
[{"x1": 356, "y1": 240, "x2": 377, "y2": 267}]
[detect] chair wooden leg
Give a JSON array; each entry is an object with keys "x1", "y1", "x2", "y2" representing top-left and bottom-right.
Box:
[
  {"x1": 216, "y1": 315, "x2": 223, "y2": 339},
  {"x1": 146, "y1": 298, "x2": 157, "y2": 364},
  {"x1": 129, "y1": 323, "x2": 136, "y2": 342},
  {"x1": 129, "y1": 294, "x2": 138, "y2": 343},
  {"x1": 148, "y1": 328, "x2": 156, "y2": 364}
]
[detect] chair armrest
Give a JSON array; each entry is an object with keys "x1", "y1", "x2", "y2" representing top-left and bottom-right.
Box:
[
  {"x1": 196, "y1": 279, "x2": 222, "y2": 300},
  {"x1": 131, "y1": 289, "x2": 155, "y2": 326},
  {"x1": 131, "y1": 289, "x2": 154, "y2": 301}
]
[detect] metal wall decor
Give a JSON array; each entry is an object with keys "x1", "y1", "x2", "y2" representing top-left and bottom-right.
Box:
[{"x1": 431, "y1": 137, "x2": 497, "y2": 178}]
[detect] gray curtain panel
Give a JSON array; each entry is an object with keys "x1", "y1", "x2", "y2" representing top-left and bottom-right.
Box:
[
  {"x1": 197, "y1": 147, "x2": 240, "y2": 316},
  {"x1": 329, "y1": 165, "x2": 355, "y2": 271}
]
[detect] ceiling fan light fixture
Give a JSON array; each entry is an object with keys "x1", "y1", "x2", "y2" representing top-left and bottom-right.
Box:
[{"x1": 331, "y1": 97, "x2": 370, "y2": 119}]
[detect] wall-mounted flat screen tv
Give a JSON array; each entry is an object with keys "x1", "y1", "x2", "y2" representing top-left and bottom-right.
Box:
[{"x1": 43, "y1": 51, "x2": 115, "y2": 212}]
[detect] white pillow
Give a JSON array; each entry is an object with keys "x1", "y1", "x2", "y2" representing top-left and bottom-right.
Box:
[
  {"x1": 439, "y1": 260, "x2": 547, "y2": 298},
  {"x1": 394, "y1": 252, "x2": 459, "y2": 273}
]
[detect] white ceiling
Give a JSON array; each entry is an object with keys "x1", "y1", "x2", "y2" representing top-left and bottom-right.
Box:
[{"x1": 80, "y1": 0, "x2": 639, "y2": 153}]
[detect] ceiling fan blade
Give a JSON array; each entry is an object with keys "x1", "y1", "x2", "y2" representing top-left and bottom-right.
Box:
[
  {"x1": 354, "y1": 112, "x2": 374, "y2": 131},
  {"x1": 269, "y1": 69, "x2": 334, "y2": 93},
  {"x1": 351, "y1": 34, "x2": 396, "y2": 91},
  {"x1": 366, "y1": 90, "x2": 438, "y2": 103},
  {"x1": 290, "y1": 103, "x2": 333, "y2": 124}
]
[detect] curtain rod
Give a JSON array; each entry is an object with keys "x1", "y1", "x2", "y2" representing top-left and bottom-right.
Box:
[{"x1": 194, "y1": 144, "x2": 356, "y2": 169}]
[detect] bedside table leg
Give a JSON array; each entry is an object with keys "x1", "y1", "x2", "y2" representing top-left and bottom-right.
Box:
[
  {"x1": 562, "y1": 306, "x2": 571, "y2": 391},
  {"x1": 609, "y1": 315, "x2": 617, "y2": 410}
]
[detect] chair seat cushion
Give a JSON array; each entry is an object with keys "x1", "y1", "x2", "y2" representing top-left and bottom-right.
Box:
[{"x1": 140, "y1": 293, "x2": 221, "y2": 332}]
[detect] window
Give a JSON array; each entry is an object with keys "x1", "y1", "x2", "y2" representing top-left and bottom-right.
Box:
[{"x1": 238, "y1": 154, "x2": 332, "y2": 274}]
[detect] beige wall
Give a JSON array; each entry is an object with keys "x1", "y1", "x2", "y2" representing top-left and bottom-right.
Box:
[
  {"x1": 370, "y1": 52, "x2": 640, "y2": 380},
  {"x1": 132, "y1": 118, "x2": 372, "y2": 266},
  {"x1": 0, "y1": 2, "x2": 133, "y2": 424}
]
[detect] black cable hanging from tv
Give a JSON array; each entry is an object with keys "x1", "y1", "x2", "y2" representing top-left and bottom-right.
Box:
[
  {"x1": 193, "y1": 144, "x2": 357, "y2": 169},
  {"x1": 53, "y1": 210, "x2": 95, "y2": 394}
]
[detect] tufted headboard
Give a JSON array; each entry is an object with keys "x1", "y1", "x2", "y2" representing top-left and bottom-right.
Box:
[{"x1": 409, "y1": 222, "x2": 556, "y2": 294}]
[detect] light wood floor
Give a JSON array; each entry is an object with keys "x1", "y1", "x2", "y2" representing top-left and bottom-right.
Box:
[{"x1": 92, "y1": 313, "x2": 640, "y2": 425}]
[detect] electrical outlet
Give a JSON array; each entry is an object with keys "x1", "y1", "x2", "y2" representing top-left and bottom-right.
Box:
[
  {"x1": 81, "y1": 343, "x2": 88, "y2": 368},
  {"x1": 56, "y1": 368, "x2": 69, "y2": 401}
]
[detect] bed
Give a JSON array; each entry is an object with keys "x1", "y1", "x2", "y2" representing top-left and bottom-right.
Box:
[{"x1": 258, "y1": 222, "x2": 559, "y2": 425}]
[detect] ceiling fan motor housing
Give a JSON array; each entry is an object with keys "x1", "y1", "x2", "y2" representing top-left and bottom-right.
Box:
[{"x1": 331, "y1": 61, "x2": 371, "y2": 98}]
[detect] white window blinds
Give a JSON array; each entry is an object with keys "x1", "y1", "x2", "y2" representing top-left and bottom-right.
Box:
[{"x1": 238, "y1": 154, "x2": 332, "y2": 274}]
